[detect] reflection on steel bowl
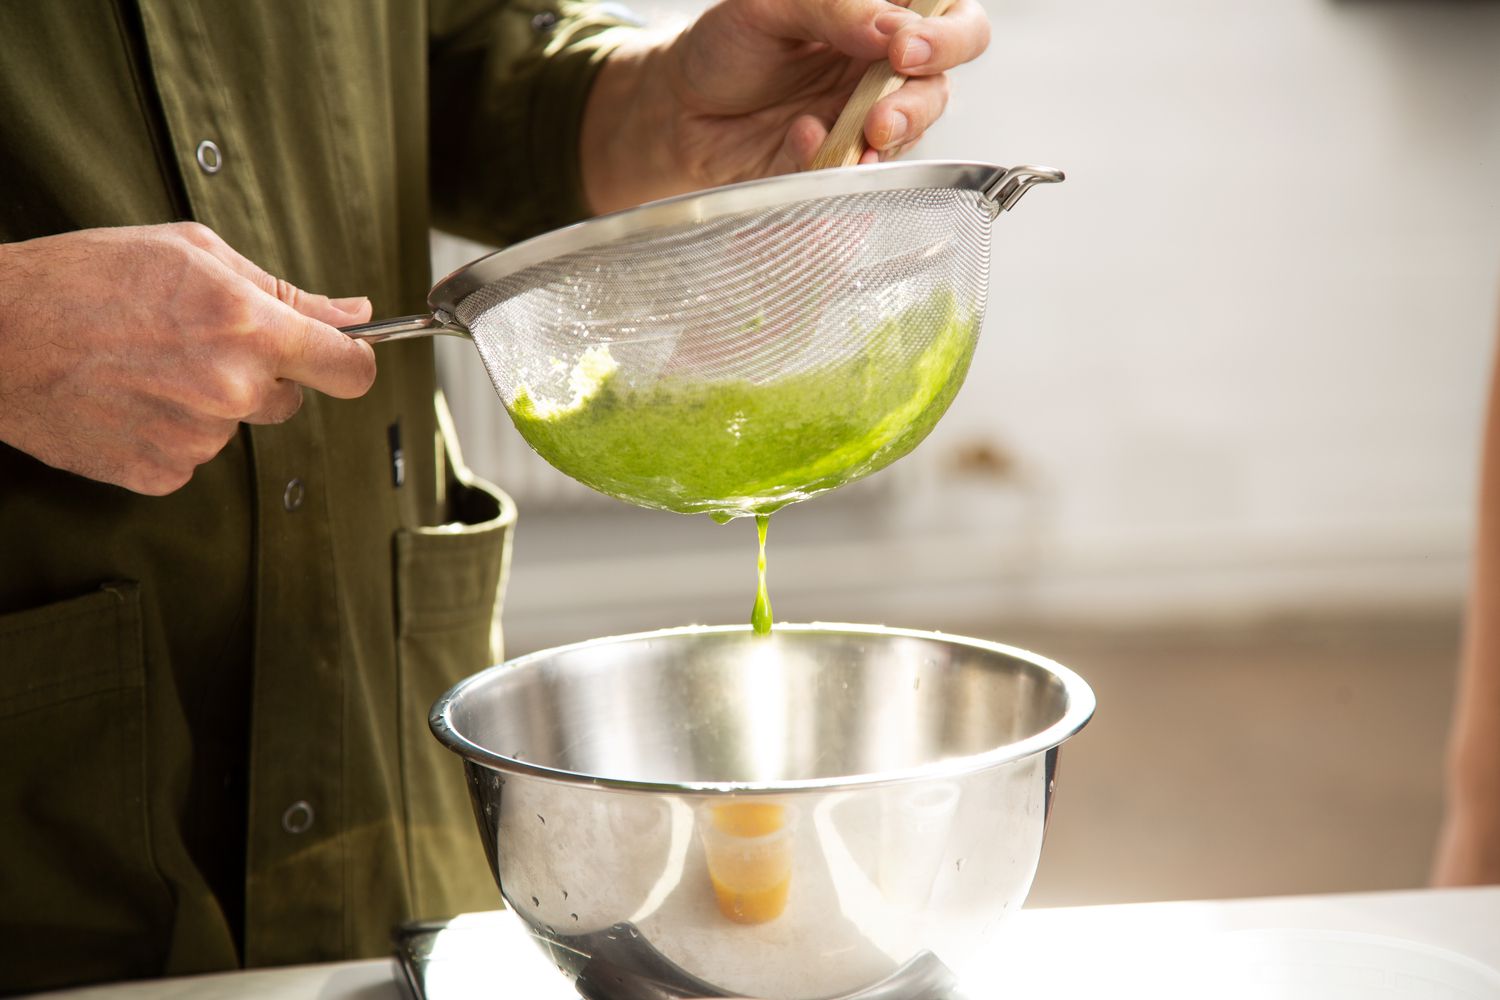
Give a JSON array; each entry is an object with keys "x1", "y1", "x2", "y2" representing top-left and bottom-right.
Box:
[{"x1": 429, "y1": 623, "x2": 1096, "y2": 1000}]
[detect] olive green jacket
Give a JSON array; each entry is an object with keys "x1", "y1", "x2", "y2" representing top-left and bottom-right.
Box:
[{"x1": 0, "y1": 1, "x2": 627, "y2": 991}]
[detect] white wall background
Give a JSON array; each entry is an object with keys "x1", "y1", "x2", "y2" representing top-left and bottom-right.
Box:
[{"x1": 435, "y1": 0, "x2": 1500, "y2": 655}]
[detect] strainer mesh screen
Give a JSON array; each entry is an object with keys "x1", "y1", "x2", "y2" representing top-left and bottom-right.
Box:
[{"x1": 456, "y1": 186, "x2": 994, "y2": 516}]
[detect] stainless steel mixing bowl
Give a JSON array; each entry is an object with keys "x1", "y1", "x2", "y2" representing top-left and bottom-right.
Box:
[{"x1": 430, "y1": 624, "x2": 1095, "y2": 1000}]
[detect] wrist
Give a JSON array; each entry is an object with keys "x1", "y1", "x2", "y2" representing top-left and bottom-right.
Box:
[{"x1": 580, "y1": 30, "x2": 684, "y2": 215}]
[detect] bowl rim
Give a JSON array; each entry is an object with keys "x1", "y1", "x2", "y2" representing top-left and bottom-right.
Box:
[{"x1": 429, "y1": 622, "x2": 1097, "y2": 794}]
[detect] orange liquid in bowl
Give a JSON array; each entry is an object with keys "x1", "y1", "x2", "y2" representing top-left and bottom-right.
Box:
[{"x1": 703, "y1": 803, "x2": 794, "y2": 924}]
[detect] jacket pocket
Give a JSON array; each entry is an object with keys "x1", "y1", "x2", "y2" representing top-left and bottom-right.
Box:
[
  {"x1": 394, "y1": 473, "x2": 516, "y2": 919},
  {"x1": 0, "y1": 581, "x2": 171, "y2": 993}
]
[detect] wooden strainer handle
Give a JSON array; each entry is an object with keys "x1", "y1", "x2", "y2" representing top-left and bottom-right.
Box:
[{"x1": 809, "y1": 0, "x2": 959, "y2": 170}]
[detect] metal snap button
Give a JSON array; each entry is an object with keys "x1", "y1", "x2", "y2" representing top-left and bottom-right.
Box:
[
  {"x1": 530, "y1": 10, "x2": 558, "y2": 32},
  {"x1": 282, "y1": 477, "x2": 305, "y2": 511},
  {"x1": 281, "y1": 800, "x2": 314, "y2": 834},
  {"x1": 195, "y1": 139, "x2": 223, "y2": 174}
]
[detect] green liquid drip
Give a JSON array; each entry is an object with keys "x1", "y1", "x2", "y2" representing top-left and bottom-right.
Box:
[
  {"x1": 505, "y1": 290, "x2": 976, "y2": 633},
  {"x1": 751, "y1": 514, "x2": 772, "y2": 635}
]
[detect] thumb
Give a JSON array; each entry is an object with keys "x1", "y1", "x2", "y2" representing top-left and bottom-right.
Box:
[{"x1": 272, "y1": 307, "x2": 379, "y2": 399}]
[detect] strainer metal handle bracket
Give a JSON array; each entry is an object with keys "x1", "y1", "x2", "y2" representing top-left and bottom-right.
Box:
[{"x1": 984, "y1": 164, "x2": 1067, "y2": 214}]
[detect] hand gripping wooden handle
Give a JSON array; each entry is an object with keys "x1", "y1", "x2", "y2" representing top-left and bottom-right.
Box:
[{"x1": 809, "y1": 0, "x2": 958, "y2": 170}]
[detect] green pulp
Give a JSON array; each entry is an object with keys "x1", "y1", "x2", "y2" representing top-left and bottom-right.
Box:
[
  {"x1": 507, "y1": 289, "x2": 978, "y2": 635},
  {"x1": 507, "y1": 290, "x2": 979, "y2": 522},
  {"x1": 751, "y1": 514, "x2": 772, "y2": 635}
]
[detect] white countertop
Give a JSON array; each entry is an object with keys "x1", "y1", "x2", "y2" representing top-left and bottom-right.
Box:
[{"x1": 32, "y1": 887, "x2": 1500, "y2": 999}]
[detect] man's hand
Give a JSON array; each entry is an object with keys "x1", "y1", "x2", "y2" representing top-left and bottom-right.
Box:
[
  {"x1": 0, "y1": 223, "x2": 376, "y2": 495},
  {"x1": 582, "y1": 0, "x2": 990, "y2": 214}
]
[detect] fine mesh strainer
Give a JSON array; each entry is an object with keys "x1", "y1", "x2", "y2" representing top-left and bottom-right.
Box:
[{"x1": 346, "y1": 161, "x2": 1063, "y2": 517}]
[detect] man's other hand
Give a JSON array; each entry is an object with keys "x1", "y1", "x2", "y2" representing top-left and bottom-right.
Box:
[
  {"x1": 582, "y1": 0, "x2": 991, "y2": 214},
  {"x1": 0, "y1": 223, "x2": 376, "y2": 495}
]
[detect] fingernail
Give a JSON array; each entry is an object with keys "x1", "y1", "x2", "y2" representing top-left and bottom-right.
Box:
[
  {"x1": 897, "y1": 36, "x2": 932, "y2": 69},
  {"x1": 331, "y1": 296, "x2": 369, "y2": 314},
  {"x1": 875, "y1": 10, "x2": 918, "y2": 36},
  {"x1": 883, "y1": 111, "x2": 910, "y2": 149}
]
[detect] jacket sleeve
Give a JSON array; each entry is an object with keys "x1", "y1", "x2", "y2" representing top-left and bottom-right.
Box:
[{"x1": 428, "y1": 0, "x2": 638, "y2": 247}]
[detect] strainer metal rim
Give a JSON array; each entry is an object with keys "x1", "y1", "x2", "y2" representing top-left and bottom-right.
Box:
[
  {"x1": 429, "y1": 621, "x2": 1097, "y2": 795},
  {"x1": 427, "y1": 160, "x2": 1011, "y2": 317}
]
